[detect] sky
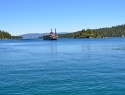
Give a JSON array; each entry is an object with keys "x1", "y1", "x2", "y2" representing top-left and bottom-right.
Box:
[{"x1": 0, "y1": 0, "x2": 125, "y2": 35}]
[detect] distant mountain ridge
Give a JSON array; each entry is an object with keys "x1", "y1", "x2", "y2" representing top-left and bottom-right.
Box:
[{"x1": 20, "y1": 32, "x2": 67, "y2": 39}]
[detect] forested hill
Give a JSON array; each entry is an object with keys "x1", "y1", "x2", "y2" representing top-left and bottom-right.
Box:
[
  {"x1": 58, "y1": 24, "x2": 125, "y2": 38},
  {"x1": 0, "y1": 30, "x2": 23, "y2": 40},
  {"x1": 0, "y1": 30, "x2": 11, "y2": 39}
]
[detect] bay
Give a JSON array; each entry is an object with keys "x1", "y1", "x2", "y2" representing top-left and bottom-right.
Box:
[{"x1": 0, "y1": 38, "x2": 125, "y2": 95}]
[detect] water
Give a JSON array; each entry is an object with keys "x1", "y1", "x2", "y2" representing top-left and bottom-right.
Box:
[{"x1": 0, "y1": 38, "x2": 125, "y2": 95}]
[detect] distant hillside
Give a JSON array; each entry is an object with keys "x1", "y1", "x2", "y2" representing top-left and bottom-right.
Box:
[
  {"x1": 20, "y1": 33, "x2": 46, "y2": 39},
  {"x1": 20, "y1": 32, "x2": 67, "y2": 39},
  {"x1": 59, "y1": 24, "x2": 125, "y2": 38}
]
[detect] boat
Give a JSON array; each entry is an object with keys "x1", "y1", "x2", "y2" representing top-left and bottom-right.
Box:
[{"x1": 43, "y1": 28, "x2": 58, "y2": 40}]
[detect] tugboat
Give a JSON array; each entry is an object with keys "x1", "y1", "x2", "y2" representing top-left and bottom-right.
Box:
[{"x1": 43, "y1": 28, "x2": 58, "y2": 40}]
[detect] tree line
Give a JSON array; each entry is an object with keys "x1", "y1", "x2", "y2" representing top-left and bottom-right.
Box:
[
  {"x1": 0, "y1": 30, "x2": 23, "y2": 40},
  {"x1": 58, "y1": 24, "x2": 125, "y2": 38},
  {"x1": 0, "y1": 30, "x2": 11, "y2": 39},
  {"x1": 11, "y1": 36, "x2": 23, "y2": 39}
]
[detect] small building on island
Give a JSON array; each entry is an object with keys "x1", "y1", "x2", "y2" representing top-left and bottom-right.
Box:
[{"x1": 43, "y1": 28, "x2": 58, "y2": 40}]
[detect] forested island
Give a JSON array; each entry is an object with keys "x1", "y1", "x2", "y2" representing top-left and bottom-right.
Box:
[
  {"x1": 58, "y1": 24, "x2": 125, "y2": 38},
  {"x1": 0, "y1": 30, "x2": 22, "y2": 40}
]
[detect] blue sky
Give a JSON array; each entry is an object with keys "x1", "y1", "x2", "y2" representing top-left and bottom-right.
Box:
[{"x1": 0, "y1": 0, "x2": 125, "y2": 35}]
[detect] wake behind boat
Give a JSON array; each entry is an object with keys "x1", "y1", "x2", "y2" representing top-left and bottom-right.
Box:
[{"x1": 43, "y1": 28, "x2": 58, "y2": 40}]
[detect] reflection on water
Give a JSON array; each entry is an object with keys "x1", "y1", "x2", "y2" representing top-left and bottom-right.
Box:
[
  {"x1": 82, "y1": 45, "x2": 92, "y2": 51},
  {"x1": 112, "y1": 47, "x2": 125, "y2": 51},
  {"x1": 50, "y1": 41, "x2": 58, "y2": 53}
]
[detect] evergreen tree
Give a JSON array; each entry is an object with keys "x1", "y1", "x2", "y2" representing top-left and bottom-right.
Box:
[{"x1": 0, "y1": 30, "x2": 12, "y2": 40}]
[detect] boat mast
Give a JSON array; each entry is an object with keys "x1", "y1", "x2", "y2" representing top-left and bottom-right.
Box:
[
  {"x1": 55, "y1": 28, "x2": 56, "y2": 35},
  {"x1": 51, "y1": 28, "x2": 52, "y2": 32}
]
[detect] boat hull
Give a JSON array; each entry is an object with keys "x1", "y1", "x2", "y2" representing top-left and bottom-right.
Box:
[
  {"x1": 43, "y1": 36, "x2": 58, "y2": 40},
  {"x1": 43, "y1": 38, "x2": 58, "y2": 40}
]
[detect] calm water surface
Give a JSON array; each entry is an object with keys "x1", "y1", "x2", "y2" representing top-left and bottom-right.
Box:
[{"x1": 0, "y1": 38, "x2": 125, "y2": 95}]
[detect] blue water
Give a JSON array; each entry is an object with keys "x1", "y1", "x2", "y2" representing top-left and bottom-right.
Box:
[{"x1": 0, "y1": 38, "x2": 125, "y2": 95}]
